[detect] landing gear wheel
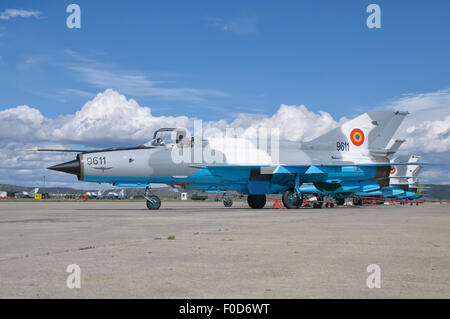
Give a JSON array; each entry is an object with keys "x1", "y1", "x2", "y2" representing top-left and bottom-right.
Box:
[
  {"x1": 352, "y1": 196, "x2": 362, "y2": 206},
  {"x1": 282, "y1": 189, "x2": 302, "y2": 209},
  {"x1": 313, "y1": 202, "x2": 323, "y2": 209},
  {"x1": 146, "y1": 195, "x2": 161, "y2": 210},
  {"x1": 336, "y1": 198, "x2": 345, "y2": 206},
  {"x1": 247, "y1": 195, "x2": 266, "y2": 209},
  {"x1": 313, "y1": 194, "x2": 324, "y2": 209},
  {"x1": 223, "y1": 198, "x2": 233, "y2": 207}
]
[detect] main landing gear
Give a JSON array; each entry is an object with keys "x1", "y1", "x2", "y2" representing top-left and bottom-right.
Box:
[
  {"x1": 312, "y1": 193, "x2": 324, "y2": 209},
  {"x1": 352, "y1": 196, "x2": 362, "y2": 206},
  {"x1": 282, "y1": 174, "x2": 305, "y2": 209},
  {"x1": 247, "y1": 194, "x2": 267, "y2": 209},
  {"x1": 144, "y1": 187, "x2": 161, "y2": 210},
  {"x1": 218, "y1": 192, "x2": 233, "y2": 207}
]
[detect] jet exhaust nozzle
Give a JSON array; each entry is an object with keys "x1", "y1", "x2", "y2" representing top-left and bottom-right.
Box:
[{"x1": 48, "y1": 158, "x2": 80, "y2": 177}]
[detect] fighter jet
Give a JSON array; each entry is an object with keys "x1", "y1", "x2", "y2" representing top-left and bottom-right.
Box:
[
  {"x1": 298, "y1": 140, "x2": 406, "y2": 207},
  {"x1": 300, "y1": 153, "x2": 428, "y2": 205},
  {"x1": 95, "y1": 190, "x2": 105, "y2": 199},
  {"x1": 387, "y1": 155, "x2": 425, "y2": 200},
  {"x1": 41, "y1": 110, "x2": 410, "y2": 210},
  {"x1": 351, "y1": 155, "x2": 424, "y2": 201},
  {"x1": 15, "y1": 187, "x2": 39, "y2": 199},
  {"x1": 118, "y1": 189, "x2": 128, "y2": 200},
  {"x1": 106, "y1": 191, "x2": 119, "y2": 199}
]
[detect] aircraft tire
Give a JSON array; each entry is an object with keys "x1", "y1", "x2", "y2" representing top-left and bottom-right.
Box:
[
  {"x1": 352, "y1": 196, "x2": 362, "y2": 206},
  {"x1": 146, "y1": 196, "x2": 161, "y2": 210},
  {"x1": 282, "y1": 189, "x2": 302, "y2": 209},
  {"x1": 223, "y1": 198, "x2": 233, "y2": 207},
  {"x1": 247, "y1": 195, "x2": 266, "y2": 209},
  {"x1": 313, "y1": 202, "x2": 323, "y2": 209},
  {"x1": 336, "y1": 198, "x2": 345, "y2": 206},
  {"x1": 313, "y1": 193, "x2": 324, "y2": 209}
]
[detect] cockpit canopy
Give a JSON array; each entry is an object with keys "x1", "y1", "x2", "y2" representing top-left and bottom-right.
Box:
[{"x1": 142, "y1": 128, "x2": 190, "y2": 147}]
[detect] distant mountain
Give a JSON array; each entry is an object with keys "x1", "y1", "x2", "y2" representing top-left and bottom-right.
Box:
[
  {"x1": 0, "y1": 184, "x2": 218, "y2": 199},
  {"x1": 1, "y1": 184, "x2": 449, "y2": 201},
  {"x1": 421, "y1": 184, "x2": 450, "y2": 201},
  {"x1": 0, "y1": 184, "x2": 85, "y2": 195}
]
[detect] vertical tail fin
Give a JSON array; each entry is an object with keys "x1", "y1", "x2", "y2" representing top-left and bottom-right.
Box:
[
  {"x1": 305, "y1": 110, "x2": 408, "y2": 150},
  {"x1": 389, "y1": 155, "x2": 409, "y2": 185},
  {"x1": 406, "y1": 155, "x2": 422, "y2": 187}
]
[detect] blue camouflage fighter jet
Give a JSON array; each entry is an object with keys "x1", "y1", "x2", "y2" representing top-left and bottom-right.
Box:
[
  {"x1": 300, "y1": 154, "x2": 427, "y2": 206},
  {"x1": 40, "y1": 110, "x2": 409, "y2": 210}
]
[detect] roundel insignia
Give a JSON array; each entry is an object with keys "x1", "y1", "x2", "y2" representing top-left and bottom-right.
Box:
[
  {"x1": 350, "y1": 128, "x2": 365, "y2": 146},
  {"x1": 390, "y1": 166, "x2": 396, "y2": 175}
]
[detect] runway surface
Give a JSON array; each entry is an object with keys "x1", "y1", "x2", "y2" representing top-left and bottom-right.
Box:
[{"x1": 0, "y1": 200, "x2": 449, "y2": 298}]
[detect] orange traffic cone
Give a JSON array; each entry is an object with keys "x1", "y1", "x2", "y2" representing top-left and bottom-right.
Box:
[{"x1": 272, "y1": 199, "x2": 286, "y2": 209}]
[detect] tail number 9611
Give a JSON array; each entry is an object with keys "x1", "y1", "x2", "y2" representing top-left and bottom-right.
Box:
[
  {"x1": 336, "y1": 142, "x2": 350, "y2": 152},
  {"x1": 86, "y1": 156, "x2": 107, "y2": 165}
]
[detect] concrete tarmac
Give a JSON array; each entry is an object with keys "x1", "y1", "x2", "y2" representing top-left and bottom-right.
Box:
[{"x1": 0, "y1": 200, "x2": 449, "y2": 298}]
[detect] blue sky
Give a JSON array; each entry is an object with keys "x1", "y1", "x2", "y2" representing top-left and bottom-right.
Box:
[
  {"x1": 1, "y1": 0, "x2": 449, "y2": 119},
  {"x1": 0, "y1": 1, "x2": 449, "y2": 187}
]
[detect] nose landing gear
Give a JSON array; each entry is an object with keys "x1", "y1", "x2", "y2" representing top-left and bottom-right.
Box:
[{"x1": 144, "y1": 187, "x2": 161, "y2": 210}]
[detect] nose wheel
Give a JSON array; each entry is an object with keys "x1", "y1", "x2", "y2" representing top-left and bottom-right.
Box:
[
  {"x1": 146, "y1": 196, "x2": 161, "y2": 210},
  {"x1": 144, "y1": 187, "x2": 161, "y2": 210}
]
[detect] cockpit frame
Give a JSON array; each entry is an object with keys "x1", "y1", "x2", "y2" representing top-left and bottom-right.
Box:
[{"x1": 150, "y1": 128, "x2": 190, "y2": 147}]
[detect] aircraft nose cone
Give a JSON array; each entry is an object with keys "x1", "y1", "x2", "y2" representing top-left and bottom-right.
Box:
[{"x1": 48, "y1": 158, "x2": 80, "y2": 176}]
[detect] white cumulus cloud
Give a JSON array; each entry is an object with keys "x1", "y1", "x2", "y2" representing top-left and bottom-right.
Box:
[
  {"x1": 52, "y1": 89, "x2": 192, "y2": 144},
  {"x1": 388, "y1": 88, "x2": 450, "y2": 153},
  {"x1": 0, "y1": 88, "x2": 449, "y2": 187},
  {"x1": 0, "y1": 9, "x2": 40, "y2": 20}
]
